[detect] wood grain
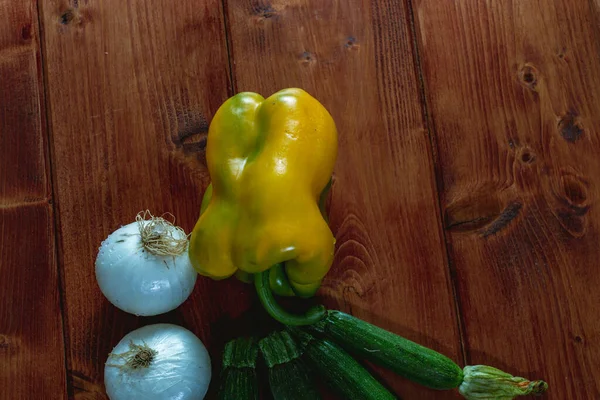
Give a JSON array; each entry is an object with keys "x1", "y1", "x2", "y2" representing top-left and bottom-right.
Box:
[
  {"x1": 413, "y1": 0, "x2": 600, "y2": 398},
  {"x1": 0, "y1": 207, "x2": 67, "y2": 399},
  {"x1": 0, "y1": 0, "x2": 48, "y2": 205},
  {"x1": 39, "y1": 0, "x2": 240, "y2": 397},
  {"x1": 0, "y1": 0, "x2": 67, "y2": 398},
  {"x1": 226, "y1": 0, "x2": 462, "y2": 398}
]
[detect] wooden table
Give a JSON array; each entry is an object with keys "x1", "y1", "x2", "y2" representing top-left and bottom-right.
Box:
[{"x1": 1, "y1": 1, "x2": 598, "y2": 399}]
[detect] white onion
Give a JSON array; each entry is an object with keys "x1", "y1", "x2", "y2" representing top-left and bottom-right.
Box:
[
  {"x1": 104, "y1": 323, "x2": 211, "y2": 399},
  {"x1": 95, "y1": 212, "x2": 197, "y2": 316}
]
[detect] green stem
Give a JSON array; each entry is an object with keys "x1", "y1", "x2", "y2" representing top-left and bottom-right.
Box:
[
  {"x1": 459, "y1": 365, "x2": 548, "y2": 399},
  {"x1": 254, "y1": 270, "x2": 326, "y2": 326}
]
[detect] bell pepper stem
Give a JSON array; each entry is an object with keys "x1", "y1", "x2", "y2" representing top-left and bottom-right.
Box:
[
  {"x1": 254, "y1": 270, "x2": 326, "y2": 326},
  {"x1": 269, "y1": 263, "x2": 296, "y2": 297}
]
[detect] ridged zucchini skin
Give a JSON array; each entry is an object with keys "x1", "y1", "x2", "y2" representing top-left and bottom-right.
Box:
[
  {"x1": 218, "y1": 368, "x2": 259, "y2": 400},
  {"x1": 307, "y1": 310, "x2": 464, "y2": 390},
  {"x1": 259, "y1": 331, "x2": 321, "y2": 400},
  {"x1": 289, "y1": 328, "x2": 397, "y2": 400},
  {"x1": 217, "y1": 337, "x2": 260, "y2": 400}
]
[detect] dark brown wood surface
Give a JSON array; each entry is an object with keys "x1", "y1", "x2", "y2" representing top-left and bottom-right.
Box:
[
  {"x1": 413, "y1": 1, "x2": 600, "y2": 398},
  {"x1": 0, "y1": 0, "x2": 66, "y2": 398},
  {"x1": 1, "y1": 0, "x2": 598, "y2": 399}
]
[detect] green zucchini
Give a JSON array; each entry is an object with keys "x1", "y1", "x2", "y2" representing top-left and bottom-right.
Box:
[
  {"x1": 306, "y1": 310, "x2": 463, "y2": 390},
  {"x1": 217, "y1": 337, "x2": 260, "y2": 400},
  {"x1": 288, "y1": 328, "x2": 397, "y2": 400},
  {"x1": 259, "y1": 331, "x2": 321, "y2": 400}
]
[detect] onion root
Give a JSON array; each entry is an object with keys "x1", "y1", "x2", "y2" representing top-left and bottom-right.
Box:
[
  {"x1": 106, "y1": 340, "x2": 157, "y2": 371},
  {"x1": 136, "y1": 210, "x2": 188, "y2": 257}
]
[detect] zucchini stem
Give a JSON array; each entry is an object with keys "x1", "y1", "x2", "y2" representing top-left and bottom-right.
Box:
[
  {"x1": 254, "y1": 269, "x2": 326, "y2": 326},
  {"x1": 459, "y1": 365, "x2": 548, "y2": 399}
]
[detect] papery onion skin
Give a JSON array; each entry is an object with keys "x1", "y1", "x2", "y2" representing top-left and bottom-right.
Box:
[
  {"x1": 95, "y1": 221, "x2": 197, "y2": 316},
  {"x1": 105, "y1": 323, "x2": 211, "y2": 400}
]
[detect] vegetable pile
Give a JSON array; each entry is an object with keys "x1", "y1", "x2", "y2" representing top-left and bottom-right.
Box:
[
  {"x1": 214, "y1": 311, "x2": 548, "y2": 400},
  {"x1": 95, "y1": 211, "x2": 211, "y2": 400},
  {"x1": 94, "y1": 88, "x2": 548, "y2": 399}
]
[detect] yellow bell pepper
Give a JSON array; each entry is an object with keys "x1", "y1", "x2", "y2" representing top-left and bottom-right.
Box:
[{"x1": 189, "y1": 88, "x2": 338, "y2": 303}]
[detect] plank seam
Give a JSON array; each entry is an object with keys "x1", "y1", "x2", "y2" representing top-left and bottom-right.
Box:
[
  {"x1": 35, "y1": 0, "x2": 72, "y2": 397},
  {"x1": 220, "y1": 0, "x2": 237, "y2": 95},
  {"x1": 404, "y1": 0, "x2": 468, "y2": 367}
]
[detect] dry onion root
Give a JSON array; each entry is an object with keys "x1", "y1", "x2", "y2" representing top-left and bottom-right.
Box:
[
  {"x1": 106, "y1": 340, "x2": 157, "y2": 371},
  {"x1": 135, "y1": 210, "x2": 189, "y2": 257}
]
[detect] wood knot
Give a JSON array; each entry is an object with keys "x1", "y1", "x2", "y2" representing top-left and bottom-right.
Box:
[
  {"x1": 345, "y1": 36, "x2": 358, "y2": 49},
  {"x1": 445, "y1": 189, "x2": 521, "y2": 236},
  {"x1": 554, "y1": 173, "x2": 590, "y2": 222},
  {"x1": 300, "y1": 51, "x2": 316, "y2": 65},
  {"x1": 481, "y1": 202, "x2": 522, "y2": 237},
  {"x1": 58, "y1": 7, "x2": 92, "y2": 29},
  {"x1": 253, "y1": 4, "x2": 277, "y2": 20},
  {"x1": 557, "y1": 47, "x2": 568, "y2": 61},
  {"x1": 59, "y1": 9, "x2": 75, "y2": 25},
  {"x1": 519, "y1": 148, "x2": 536, "y2": 164},
  {"x1": 444, "y1": 193, "x2": 502, "y2": 232},
  {"x1": 558, "y1": 112, "x2": 584, "y2": 142},
  {"x1": 0, "y1": 334, "x2": 18, "y2": 353},
  {"x1": 445, "y1": 191, "x2": 502, "y2": 232},
  {"x1": 561, "y1": 175, "x2": 589, "y2": 209},
  {"x1": 556, "y1": 210, "x2": 586, "y2": 237},
  {"x1": 552, "y1": 173, "x2": 590, "y2": 238},
  {"x1": 171, "y1": 111, "x2": 209, "y2": 155},
  {"x1": 518, "y1": 64, "x2": 538, "y2": 91}
]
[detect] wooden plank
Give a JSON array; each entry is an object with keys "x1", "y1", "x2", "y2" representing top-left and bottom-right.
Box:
[
  {"x1": 0, "y1": 1, "x2": 67, "y2": 398},
  {"x1": 226, "y1": 1, "x2": 462, "y2": 398},
  {"x1": 0, "y1": 206, "x2": 67, "y2": 399},
  {"x1": 39, "y1": 0, "x2": 234, "y2": 397},
  {"x1": 0, "y1": 0, "x2": 49, "y2": 204},
  {"x1": 413, "y1": 0, "x2": 600, "y2": 398}
]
